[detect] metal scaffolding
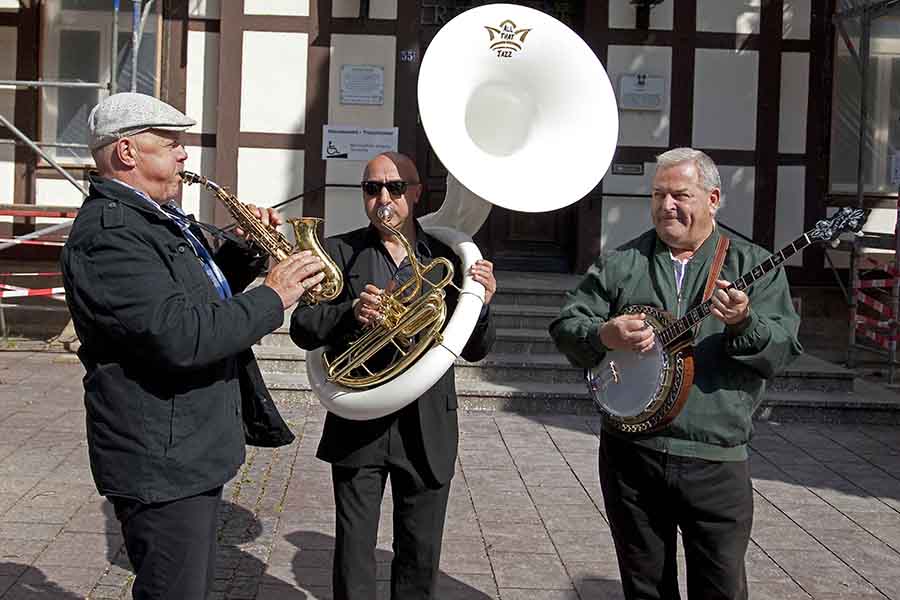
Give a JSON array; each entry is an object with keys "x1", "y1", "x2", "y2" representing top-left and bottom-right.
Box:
[
  {"x1": 0, "y1": 1, "x2": 156, "y2": 344},
  {"x1": 0, "y1": 0, "x2": 157, "y2": 194},
  {"x1": 835, "y1": 0, "x2": 900, "y2": 380}
]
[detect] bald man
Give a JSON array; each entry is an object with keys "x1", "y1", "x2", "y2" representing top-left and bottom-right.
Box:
[{"x1": 290, "y1": 152, "x2": 496, "y2": 599}]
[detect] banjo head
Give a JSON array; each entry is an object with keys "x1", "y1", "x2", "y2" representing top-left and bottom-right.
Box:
[{"x1": 586, "y1": 305, "x2": 688, "y2": 431}]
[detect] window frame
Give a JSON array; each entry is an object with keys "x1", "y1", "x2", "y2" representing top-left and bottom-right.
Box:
[{"x1": 39, "y1": 1, "x2": 163, "y2": 167}]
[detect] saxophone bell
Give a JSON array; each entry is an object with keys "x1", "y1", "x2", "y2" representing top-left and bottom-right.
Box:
[{"x1": 178, "y1": 169, "x2": 344, "y2": 304}]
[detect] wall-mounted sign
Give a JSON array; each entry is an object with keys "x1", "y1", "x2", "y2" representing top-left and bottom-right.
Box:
[
  {"x1": 618, "y1": 74, "x2": 665, "y2": 111},
  {"x1": 340, "y1": 65, "x2": 385, "y2": 106},
  {"x1": 612, "y1": 163, "x2": 645, "y2": 176},
  {"x1": 323, "y1": 125, "x2": 398, "y2": 161}
]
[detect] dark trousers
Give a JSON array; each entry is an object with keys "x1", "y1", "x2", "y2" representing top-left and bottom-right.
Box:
[
  {"x1": 598, "y1": 433, "x2": 753, "y2": 600},
  {"x1": 331, "y1": 457, "x2": 451, "y2": 600},
  {"x1": 110, "y1": 487, "x2": 223, "y2": 600}
]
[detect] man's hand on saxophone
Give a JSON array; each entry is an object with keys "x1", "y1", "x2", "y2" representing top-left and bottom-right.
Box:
[
  {"x1": 229, "y1": 202, "x2": 325, "y2": 309},
  {"x1": 265, "y1": 250, "x2": 326, "y2": 309},
  {"x1": 236, "y1": 203, "x2": 281, "y2": 236}
]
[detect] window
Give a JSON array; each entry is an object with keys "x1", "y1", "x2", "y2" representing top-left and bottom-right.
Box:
[
  {"x1": 40, "y1": 0, "x2": 161, "y2": 164},
  {"x1": 830, "y1": 14, "x2": 900, "y2": 195}
]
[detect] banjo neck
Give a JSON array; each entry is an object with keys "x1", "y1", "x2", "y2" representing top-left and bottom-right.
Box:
[{"x1": 656, "y1": 232, "x2": 813, "y2": 349}]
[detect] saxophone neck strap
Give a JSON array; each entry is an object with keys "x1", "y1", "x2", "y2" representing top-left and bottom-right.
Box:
[
  {"x1": 162, "y1": 202, "x2": 254, "y2": 252},
  {"x1": 702, "y1": 234, "x2": 731, "y2": 303}
]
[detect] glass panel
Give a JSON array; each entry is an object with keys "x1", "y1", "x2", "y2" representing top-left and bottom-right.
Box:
[
  {"x1": 61, "y1": 0, "x2": 118, "y2": 10},
  {"x1": 116, "y1": 32, "x2": 158, "y2": 95},
  {"x1": 830, "y1": 13, "x2": 900, "y2": 194},
  {"x1": 56, "y1": 29, "x2": 101, "y2": 161}
]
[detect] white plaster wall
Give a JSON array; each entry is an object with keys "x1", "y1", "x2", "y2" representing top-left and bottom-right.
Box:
[
  {"x1": 328, "y1": 34, "x2": 396, "y2": 127},
  {"x1": 716, "y1": 165, "x2": 756, "y2": 241},
  {"x1": 783, "y1": 0, "x2": 811, "y2": 40},
  {"x1": 244, "y1": 0, "x2": 309, "y2": 17},
  {"x1": 333, "y1": 0, "x2": 398, "y2": 19},
  {"x1": 324, "y1": 187, "x2": 368, "y2": 237},
  {"x1": 0, "y1": 146, "x2": 14, "y2": 224},
  {"x1": 607, "y1": 46, "x2": 672, "y2": 148},
  {"x1": 186, "y1": 30, "x2": 219, "y2": 135},
  {"x1": 236, "y1": 147, "x2": 305, "y2": 241},
  {"x1": 181, "y1": 145, "x2": 218, "y2": 223},
  {"x1": 693, "y1": 49, "x2": 759, "y2": 150},
  {"x1": 240, "y1": 31, "x2": 309, "y2": 134},
  {"x1": 34, "y1": 178, "x2": 86, "y2": 225},
  {"x1": 697, "y1": 0, "x2": 761, "y2": 35},
  {"x1": 608, "y1": 1, "x2": 673, "y2": 30},
  {"x1": 779, "y1": 52, "x2": 809, "y2": 155},
  {"x1": 188, "y1": 0, "x2": 220, "y2": 18},
  {"x1": 601, "y1": 196, "x2": 653, "y2": 252},
  {"x1": 775, "y1": 166, "x2": 805, "y2": 266},
  {"x1": 0, "y1": 1, "x2": 19, "y2": 9}
]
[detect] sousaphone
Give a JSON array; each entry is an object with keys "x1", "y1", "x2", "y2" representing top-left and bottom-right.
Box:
[{"x1": 307, "y1": 3, "x2": 619, "y2": 420}]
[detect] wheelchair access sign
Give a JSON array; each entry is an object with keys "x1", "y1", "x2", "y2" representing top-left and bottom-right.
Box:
[{"x1": 322, "y1": 126, "x2": 398, "y2": 161}]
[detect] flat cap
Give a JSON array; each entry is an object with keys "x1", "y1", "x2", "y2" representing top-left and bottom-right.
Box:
[{"x1": 87, "y1": 92, "x2": 196, "y2": 150}]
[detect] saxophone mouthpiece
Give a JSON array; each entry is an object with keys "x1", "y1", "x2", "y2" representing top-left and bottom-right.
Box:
[
  {"x1": 376, "y1": 206, "x2": 393, "y2": 224},
  {"x1": 179, "y1": 171, "x2": 202, "y2": 185}
]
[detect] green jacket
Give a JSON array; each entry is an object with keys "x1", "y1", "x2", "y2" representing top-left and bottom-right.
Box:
[{"x1": 549, "y1": 228, "x2": 802, "y2": 461}]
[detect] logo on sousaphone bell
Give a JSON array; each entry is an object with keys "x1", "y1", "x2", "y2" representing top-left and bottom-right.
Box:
[{"x1": 484, "y1": 19, "x2": 532, "y2": 59}]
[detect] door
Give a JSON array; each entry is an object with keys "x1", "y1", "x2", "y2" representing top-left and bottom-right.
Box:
[{"x1": 416, "y1": 0, "x2": 585, "y2": 272}]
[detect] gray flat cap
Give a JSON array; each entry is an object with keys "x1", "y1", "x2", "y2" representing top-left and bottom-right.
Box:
[{"x1": 87, "y1": 92, "x2": 196, "y2": 150}]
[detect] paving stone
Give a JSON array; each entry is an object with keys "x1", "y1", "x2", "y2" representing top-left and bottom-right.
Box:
[
  {"x1": 481, "y1": 521, "x2": 554, "y2": 555},
  {"x1": 498, "y1": 589, "x2": 580, "y2": 600},
  {"x1": 3, "y1": 352, "x2": 900, "y2": 598},
  {"x1": 0, "y1": 523, "x2": 63, "y2": 541},
  {"x1": 489, "y1": 551, "x2": 571, "y2": 590}
]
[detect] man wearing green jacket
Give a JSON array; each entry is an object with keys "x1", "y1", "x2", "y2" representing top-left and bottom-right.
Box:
[{"x1": 550, "y1": 148, "x2": 802, "y2": 600}]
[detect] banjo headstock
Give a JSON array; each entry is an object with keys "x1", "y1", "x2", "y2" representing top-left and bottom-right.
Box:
[{"x1": 807, "y1": 207, "x2": 870, "y2": 244}]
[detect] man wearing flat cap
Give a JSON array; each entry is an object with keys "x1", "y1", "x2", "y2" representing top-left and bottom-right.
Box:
[{"x1": 61, "y1": 92, "x2": 325, "y2": 599}]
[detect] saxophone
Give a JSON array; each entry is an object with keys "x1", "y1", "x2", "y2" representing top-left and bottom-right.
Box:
[{"x1": 179, "y1": 170, "x2": 344, "y2": 304}]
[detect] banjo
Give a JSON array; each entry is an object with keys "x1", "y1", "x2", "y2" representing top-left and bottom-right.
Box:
[{"x1": 586, "y1": 207, "x2": 868, "y2": 434}]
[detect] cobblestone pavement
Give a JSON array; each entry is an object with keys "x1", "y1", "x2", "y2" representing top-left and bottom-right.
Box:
[{"x1": 1, "y1": 352, "x2": 899, "y2": 599}]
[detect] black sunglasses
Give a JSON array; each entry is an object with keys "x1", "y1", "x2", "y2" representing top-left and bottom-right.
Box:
[{"x1": 361, "y1": 180, "x2": 409, "y2": 197}]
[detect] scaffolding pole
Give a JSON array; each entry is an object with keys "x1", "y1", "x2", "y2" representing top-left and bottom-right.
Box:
[{"x1": 0, "y1": 114, "x2": 87, "y2": 197}]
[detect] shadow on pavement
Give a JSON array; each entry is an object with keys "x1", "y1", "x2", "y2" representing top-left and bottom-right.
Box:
[
  {"x1": 284, "y1": 530, "x2": 494, "y2": 599},
  {"x1": 0, "y1": 562, "x2": 85, "y2": 598}
]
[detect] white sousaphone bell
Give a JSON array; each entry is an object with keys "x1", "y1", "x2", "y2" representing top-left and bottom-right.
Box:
[{"x1": 307, "y1": 3, "x2": 619, "y2": 420}]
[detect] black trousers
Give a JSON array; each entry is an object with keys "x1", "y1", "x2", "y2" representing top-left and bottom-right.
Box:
[
  {"x1": 331, "y1": 418, "x2": 451, "y2": 600},
  {"x1": 110, "y1": 487, "x2": 223, "y2": 600},
  {"x1": 598, "y1": 433, "x2": 753, "y2": 600}
]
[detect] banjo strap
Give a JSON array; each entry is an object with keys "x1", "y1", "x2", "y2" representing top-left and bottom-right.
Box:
[{"x1": 702, "y1": 234, "x2": 731, "y2": 303}]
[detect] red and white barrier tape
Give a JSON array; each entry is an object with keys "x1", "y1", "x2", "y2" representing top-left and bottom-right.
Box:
[
  {"x1": 0, "y1": 272, "x2": 61, "y2": 277},
  {"x1": 862, "y1": 257, "x2": 900, "y2": 278},
  {"x1": 0, "y1": 286, "x2": 65, "y2": 299},
  {"x1": 855, "y1": 314, "x2": 895, "y2": 329},
  {"x1": 858, "y1": 278, "x2": 897, "y2": 289},
  {"x1": 0, "y1": 238, "x2": 65, "y2": 247},
  {"x1": 856, "y1": 326, "x2": 897, "y2": 350},
  {"x1": 856, "y1": 291, "x2": 894, "y2": 318}
]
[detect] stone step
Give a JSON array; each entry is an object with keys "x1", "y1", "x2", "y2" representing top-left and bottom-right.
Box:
[
  {"x1": 260, "y1": 324, "x2": 559, "y2": 353},
  {"x1": 493, "y1": 270, "x2": 577, "y2": 308},
  {"x1": 272, "y1": 303, "x2": 561, "y2": 334},
  {"x1": 264, "y1": 372, "x2": 898, "y2": 423},
  {"x1": 491, "y1": 304, "x2": 559, "y2": 330},
  {"x1": 254, "y1": 347, "x2": 856, "y2": 393}
]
